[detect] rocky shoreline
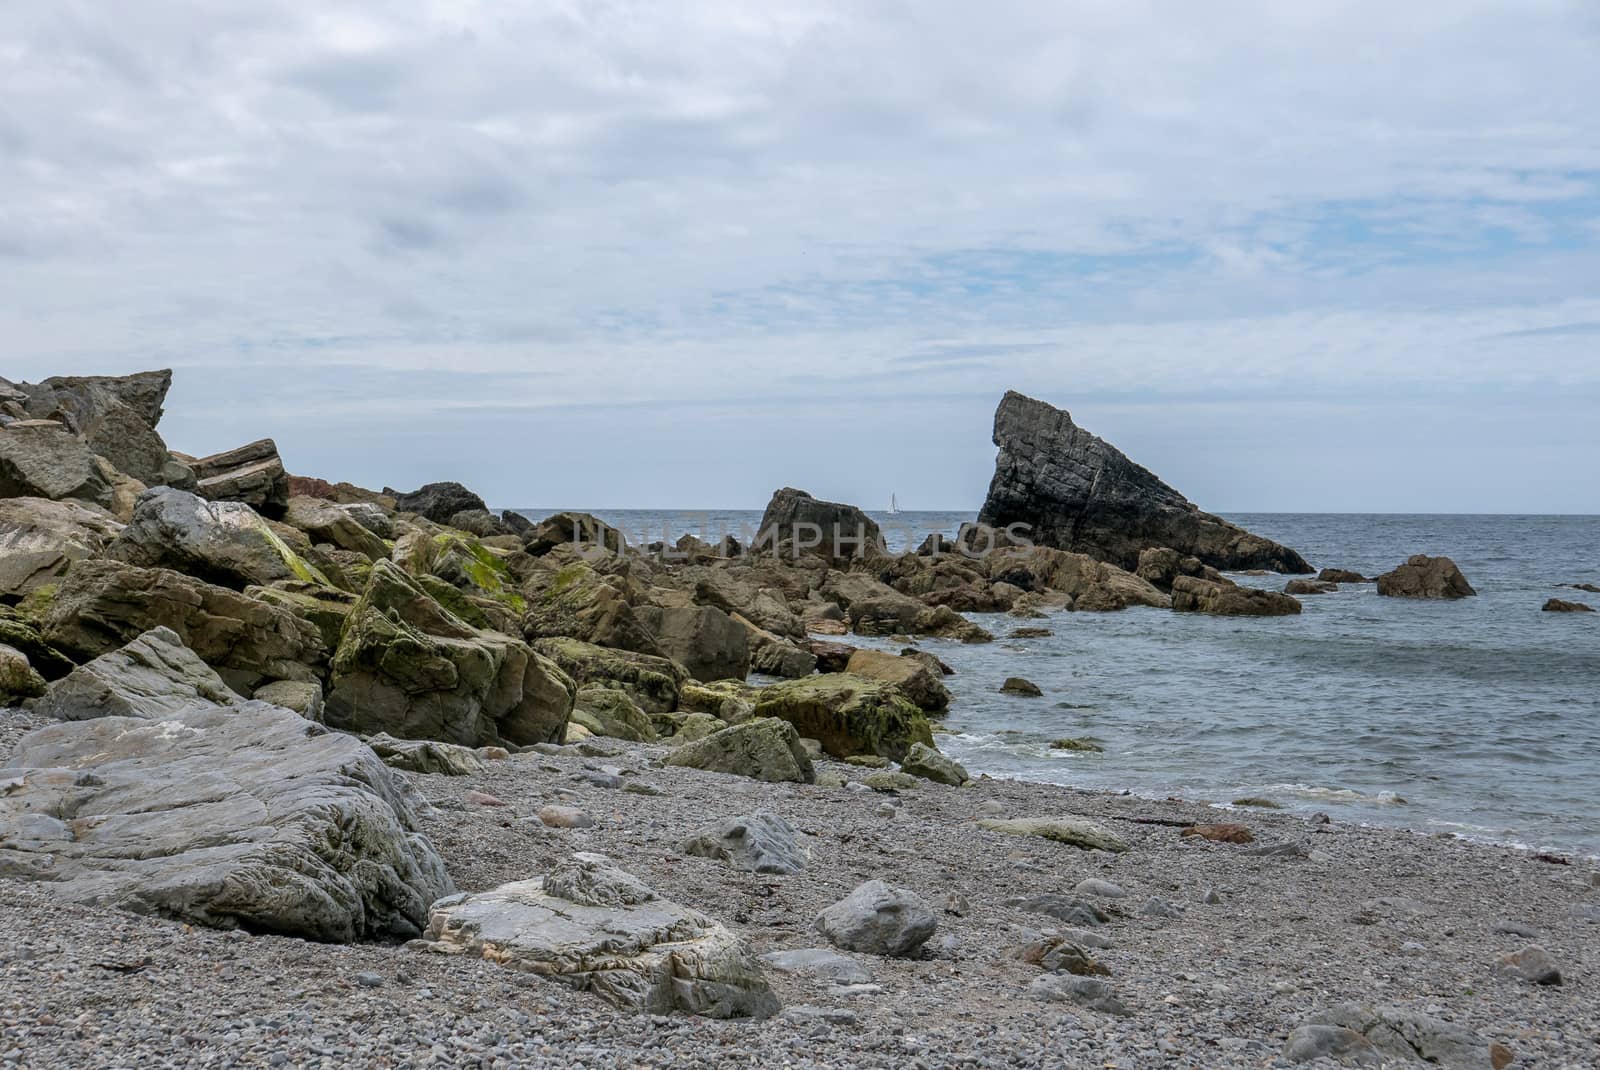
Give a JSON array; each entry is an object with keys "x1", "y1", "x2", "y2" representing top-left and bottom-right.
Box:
[{"x1": 2, "y1": 370, "x2": 1596, "y2": 1067}]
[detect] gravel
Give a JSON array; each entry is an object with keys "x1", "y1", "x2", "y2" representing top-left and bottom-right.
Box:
[{"x1": 2, "y1": 704, "x2": 1596, "y2": 1068}]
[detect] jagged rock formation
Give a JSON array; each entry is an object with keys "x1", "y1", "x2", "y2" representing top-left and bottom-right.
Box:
[
  {"x1": 188, "y1": 438, "x2": 290, "y2": 517},
  {"x1": 757, "y1": 488, "x2": 882, "y2": 563},
  {"x1": 976, "y1": 391, "x2": 1312, "y2": 573}
]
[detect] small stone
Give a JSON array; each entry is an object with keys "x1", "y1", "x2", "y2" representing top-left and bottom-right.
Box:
[
  {"x1": 464, "y1": 790, "x2": 507, "y2": 808},
  {"x1": 1027, "y1": 974, "x2": 1130, "y2": 1016},
  {"x1": 622, "y1": 781, "x2": 664, "y2": 796},
  {"x1": 1073, "y1": 878, "x2": 1126, "y2": 899},
  {"x1": 1231, "y1": 796, "x2": 1281, "y2": 809},
  {"x1": 1492, "y1": 920, "x2": 1537, "y2": 938},
  {"x1": 1140, "y1": 897, "x2": 1182, "y2": 918},
  {"x1": 353, "y1": 972, "x2": 384, "y2": 988},
  {"x1": 761, "y1": 948, "x2": 874, "y2": 986},
  {"x1": 1494, "y1": 945, "x2": 1562, "y2": 985},
  {"x1": 1180, "y1": 823, "x2": 1253, "y2": 844},
  {"x1": 1201, "y1": 888, "x2": 1223, "y2": 905},
  {"x1": 537, "y1": 804, "x2": 594, "y2": 829}
]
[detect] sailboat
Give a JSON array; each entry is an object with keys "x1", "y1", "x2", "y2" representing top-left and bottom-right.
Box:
[{"x1": 888, "y1": 493, "x2": 901, "y2": 516}]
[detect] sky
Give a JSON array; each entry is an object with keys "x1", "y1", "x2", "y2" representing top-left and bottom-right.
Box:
[{"x1": 3, "y1": 1, "x2": 1598, "y2": 513}]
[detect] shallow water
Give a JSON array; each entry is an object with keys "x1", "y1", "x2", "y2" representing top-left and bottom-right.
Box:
[{"x1": 516, "y1": 507, "x2": 1600, "y2": 857}]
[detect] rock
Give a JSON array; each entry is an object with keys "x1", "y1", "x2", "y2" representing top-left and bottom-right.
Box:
[
  {"x1": 1283, "y1": 1025, "x2": 1382, "y2": 1066},
  {"x1": 521, "y1": 511, "x2": 627, "y2": 556},
  {"x1": 1305, "y1": 1003, "x2": 1502, "y2": 1069},
  {"x1": 756, "y1": 488, "x2": 883, "y2": 563},
  {"x1": 281, "y1": 496, "x2": 389, "y2": 560},
  {"x1": 976, "y1": 816, "x2": 1129, "y2": 852},
  {"x1": 572, "y1": 688, "x2": 657, "y2": 742},
  {"x1": 751, "y1": 674, "x2": 934, "y2": 761},
  {"x1": 1009, "y1": 626, "x2": 1052, "y2": 638},
  {"x1": 537, "y1": 805, "x2": 595, "y2": 829},
  {"x1": 1026, "y1": 973, "x2": 1131, "y2": 1016},
  {"x1": 664, "y1": 717, "x2": 816, "y2": 783},
  {"x1": 1139, "y1": 896, "x2": 1182, "y2": 918},
  {"x1": 9, "y1": 369, "x2": 184, "y2": 487},
  {"x1": 1232, "y1": 796, "x2": 1281, "y2": 808},
  {"x1": 1542, "y1": 598, "x2": 1594, "y2": 612},
  {"x1": 387, "y1": 482, "x2": 488, "y2": 524},
  {"x1": 861, "y1": 769, "x2": 920, "y2": 792},
  {"x1": 444, "y1": 508, "x2": 511, "y2": 538},
  {"x1": 679, "y1": 680, "x2": 755, "y2": 722},
  {"x1": 1319, "y1": 568, "x2": 1370, "y2": 583},
  {"x1": 39, "y1": 559, "x2": 326, "y2": 692},
  {"x1": 33, "y1": 627, "x2": 241, "y2": 721},
  {"x1": 844, "y1": 754, "x2": 890, "y2": 768},
  {"x1": 0, "y1": 702, "x2": 452, "y2": 941},
  {"x1": 464, "y1": 789, "x2": 507, "y2": 807},
  {"x1": 366, "y1": 733, "x2": 488, "y2": 776},
  {"x1": 106, "y1": 487, "x2": 325, "y2": 590},
  {"x1": 0, "y1": 642, "x2": 47, "y2": 703},
  {"x1": 1493, "y1": 946, "x2": 1562, "y2": 985},
  {"x1": 815, "y1": 880, "x2": 936, "y2": 958},
  {"x1": 976, "y1": 391, "x2": 1311, "y2": 572},
  {"x1": 189, "y1": 439, "x2": 290, "y2": 517},
  {"x1": 899, "y1": 741, "x2": 968, "y2": 786},
  {"x1": 532, "y1": 637, "x2": 687, "y2": 713},
  {"x1": 760, "y1": 948, "x2": 873, "y2": 985},
  {"x1": 324, "y1": 561, "x2": 575, "y2": 748},
  {"x1": 1375, "y1": 555, "x2": 1476, "y2": 599},
  {"x1": 843, "y1": 648, "x2": 949, "y2": 712},
  {"x1": 0, "y1": 422, "x2": 116, "y2": 508},
  {"x1": 634, "y1": 604, "x2": 749, "y2": 682},
  {"x1": 1286, "y1": 578, "x2": 1338, "y2": 595},
  {"x1": 1181, "y1": 823, "x2": 1255, "y2": 844},
  {"x1": 1050, "y1": 737, "x2": 1103, "y2": 752},
  {"x1": 522, "y1": 561, "x2": 663, "y2": 656},
  {"x1": 1020, "y1": 938, "x2": 1109, "y2": 977},
  {"x1": 244, "y1": 581, "x2": 357, "y2": 654},
  {"x1": 1001, "y1": 676, "x2": 1043, "y2": 696},
  {"x1": 680, "y1": 812, "x2": 808, "y2": 874},
  {"x1": 0, "y1": 609, "x2": 74, "y2": 681},
  {"x1": 1004, "y1": 895, "x2": 1109, "y2": 927},
  {"x1": 0, "y1": 497, "x2": 123, "y2": 597},
  {"x1": 980, "y1": 545, "x2": 1170, "y2": 611},
  {"x1": 1171, "y1": 576, "x2": 1302, "y2": 616},
  {"x1": 1135, "y1": 546, "x2": 1226, "y2": 593},
  {"x1": 1491, "y1": 920, "x2": 1538, "y2": 938},
  {"x1": 667, "y1": 711, "x2": 726, "y2": 743},
  {"x1": 414, "y1": 853, "x2": 778, "y2": 1018},
  {"x1": 1074, "y1": 878, "x2": 1126, "y2": 899},
  {"x1": 899, "y1": 647, "x2": 954, "y2": 676},
  {"x1": 806, "y1": 638, "x2": 858, "y2": 673},
  {"x1": 748, "y1": 635, "x2": 818, "y2": 678},
  {"x1": 249, "y1": 679, "x2": 323, "y2": 721}
]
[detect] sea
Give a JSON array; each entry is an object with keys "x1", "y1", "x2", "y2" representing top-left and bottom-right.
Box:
[{"x1": 515, "y1": 508, "x2": 1600, "y2": 858}]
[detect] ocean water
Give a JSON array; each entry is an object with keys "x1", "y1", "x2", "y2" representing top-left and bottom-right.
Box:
[{"x1": 518, "y1": 508, "x2": 1600, "y2": 857}]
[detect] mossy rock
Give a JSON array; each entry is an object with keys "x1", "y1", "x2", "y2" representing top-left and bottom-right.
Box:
[
  {"x1": 531, "y1": 636, "x2": 687, "y2": 713},
  {"x1": 663, "y1": 717, "x2": 815, "y2": 783},
  {"x1": 1231, "y1": 797, "x2": 1282, "y2": 809},
  {"x1": 245, "y1": 581, "x2": 358, "y2": 653},
  {"x1": 667, "y1": 711, "x2": 725, "y2": 743},
  {"x1": 521, "y1": 560, "x2": 659, "y2": 655},
  {"x1": 899, "y1": 741, "x2": 968, "y2": 786},
  {"x1": 0, "y1": 606, "x2": 84, "y2": 681},
  {"x1": 574, "y1": 686, "x2": 657, "y2": 743},
  {"x1": 862, "y1": 769, "x2": 920, "y2": 792},
  {"x1": 680, "y1": 680, "x2": 756, "y2": 723},
  {"x1": 751, "y1": 673, "x2": 933, "y2": 762},
  {"x1": 1049, "y1": 737, "x2": 1104, "y2": 753}
]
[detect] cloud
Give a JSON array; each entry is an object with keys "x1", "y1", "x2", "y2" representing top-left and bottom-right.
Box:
[{"x1": 1, "y1": 0, "x2": 1598, "y2": 510}]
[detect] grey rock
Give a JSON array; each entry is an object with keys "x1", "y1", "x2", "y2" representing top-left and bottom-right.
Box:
[
  {"x1": 663, "y1": 717, "x2": 816, "y2": 784},
  {"x1": 633, "y1": 604, "x2": 749, "y2": 683},
  {"x1": 537, "y1": 805, "x2": 595, "y2": 829},
  {"x1": 0, "y1": 422, "x2": 116, "y2": 508},
  {"x1": 815, "y1": 879, "x2": 936, "y2": 958},
  {"x1": 33, "y1": 627, "x2": 242, "y2": 722},
  {"x1": 1491, "y1": 920, "x2": 1537, "y2": 938},
  {"x1": 281, "y1": 496, "x2": 389, "y2": 560},
  {"x1": 681, "y1": 812, "x2": 808, "y2": 874},
  {"x1": 0, "y1": 702, "x2": 452, "y2": 941},
  {"x1": 760, "y1": 948, "x2": 874, "y2": 986},
  {"x1": 899, "y1": 742, "x2": 969, "y2": 786},
  {"x1": 367, "y1": 733, "x2": 488, "y2": 776},
  {"x1": 1026, "y1": 973, "x2": 1131, "y2": 1016},
  {"x1": 756, "y1": 487, "x2": 883, "y2": 562},
  {"x1": 1283, "y1": 1024, "x2": 1382, "y2": 1066},
  {"x1": 1139, "y1": 896, "x2": 1183, "y2": 918},
  {"x1": 1308, "y1": 1003, "x2": 1500, "y2": 1069},
  {"x1": 189, "y1": 439, "x2": 289, "y2": 517},
  {"x1": 1073, "y1": 878, "x2": 1127, "y2": 899},
  {"x1": 387, "y1": 481, "x2": 488, "y2": 524},
  {"x1": 1493, "y1": 945, "x2": 1561, "y2": 985},
  {"x1": 415, "y1": 852, "x2": 778, "y2": 1018},
  {"x1": 0, "y1": 497, "x2": 123, "y2": 597},
  {"x1": 976, "y1": 816, "x2": 1129, "y2": 852},
  {"x1": 975, "y1": 390, "x2": 1311, "y2": 573},
  {"x1": 252, "y1": 680, "x2": 324, "y2": 722},
  {"x1": 1004, "y1": 895, "x2": 1110, "y2": 927},
  {"x1": 9, "y1": 369, "x2": 182, "y2": 487},
  {"x1": 106, "y1": 487, "x2": 322, "y2": 590}
]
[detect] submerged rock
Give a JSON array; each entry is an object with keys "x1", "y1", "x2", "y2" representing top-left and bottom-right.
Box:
[
  {"x1": 1375, "y1": 555, "x2": 1476, "y2": 600},
  {"x1": 0, "y1": 703, "x2": 452, "y2": 941},
  {"x1": 1286, "y1": 578, "x2": 1338, "y2": 595},
  {"x1": 1001, "y1": 676, "x2": 1043, "y2": 696},
  {"x1": 415, "y1": 853, "x2": 778, "y2": 1018},
  {"x1": 1542, "y1": 598, "x2": 1593, "y2": 613},
  {"x1": 1171, "y1": 576, "x2": 1302, "y2": 616}
]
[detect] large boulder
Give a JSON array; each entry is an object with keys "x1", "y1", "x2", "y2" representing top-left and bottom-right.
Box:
[
  {"x1": 39, "y1": 559, "x2": 326, "y2": 692},
  {"x1": 0, "y1": 642, "x2": 47, "y2": 704},
  {"x1": 635, "y1": 604, "x2": 749, "y2": 683},
  {"x1": 1171, "y1": 576, "x2": 1302, "y2": 617},
  {"x1": 324, "y1": 561, "x2": 575, "y2": 747},
  {"x1": 387, "y1": 481, "x2": 488, "y2": 524},
  {"x1": 188, "y1": 439, "x2": 290, "y2": 517},
  {"x1": 663, "y1": 717, "x2": 816, "y2": 783},
  {"x1": 1295, "y1": 1003, "x2": 1503, "y2": 1069},
  {"x1": 1134, "y1": 546, "x2": 1225, "y2": 594},
  {"x1": 415, "y1": 853, "x2": 778, "y2": 1018},
  {"x1": 531, "y1": 637, "x2": 687, "y2": 713},
  {"x1": 571, "y1": 687, "x2": 657, "y2": 742},
  {"x1": 522, "y1": 511, "x2": 627, "y2": 556},
  {"x1": 976, "y1": 391, "x2": 1312, "y2": 573},
  {"x1": 985, "y1": 544, "x2": 1170, "y2": 611},
  {"x1": 0, "y1": 497, "x2": 123, "y2": 597},
  {"x1": 9, "y1": 369, "x2": 187, "y2": 487},
  {"x1": 815, "y1": 880, "x2": 936, "y2": 958},
  {"x1": 0, "y1": 422, "x2": 117, "y2": 508},
  {"x1": 751, "y1": 674, "x2": 934, "y2": 761},
  {"x1": 105, "y1": 487, "x2": 326, "y2": 590},
  {"x1": 1375, "y1": 555, "x2": 1477, "y2": 600},
  {"x1": 756, "y1": 488, "x2": 883, "y2": 563},
  {"x1": 843, "y1": 648, "x2": 950, "y2": 712},
  {"x1": 522, "y1": 561, "x2": 662, "y2": 655},
  {"x1": 0, "y1": 702, "x2": 453, "y2": 941},
  {"x1": 33, "y1": 627, "x2": 241, "y2": 722}
]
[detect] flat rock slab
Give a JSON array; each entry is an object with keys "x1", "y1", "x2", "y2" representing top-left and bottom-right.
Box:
[
  {"x1": 0, "y1": 704, "x2": 452, "y2": 942},
  {"x1": 680, "y1": 812, "x2": 808, "y2": 874},
  {"x1": 761, "y1": 947, "x2": 874, "y2": 985},
  {"x1": 33, "y1": 626, "x2": 240, "y2": 722},
  {"x1": 976, "y1": 816, "x2": 1129, "y2": 852},
  {"x1": 414, "y1": 852, "x2": 778, "y2": 1018}
]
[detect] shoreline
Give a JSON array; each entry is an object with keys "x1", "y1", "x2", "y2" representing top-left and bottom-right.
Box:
[{"x1": 3, "y1": 700, "x2": 1595, "y2": 1068}]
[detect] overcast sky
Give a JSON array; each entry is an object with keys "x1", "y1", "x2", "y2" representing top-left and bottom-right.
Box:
[{"x1": 4, "y1": 1, "x2": 1598, "y2": 512}]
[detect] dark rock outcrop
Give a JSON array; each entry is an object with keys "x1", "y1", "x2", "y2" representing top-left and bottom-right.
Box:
[
  {"x1": 976, "y1": 391, "x2": 1312, "y2": 574},
  {"x1": 9, "y1": 369, "x2": 190, "y2": 488},
  {"x1": 1285, "y1": 578, "x2": 1338, "y2": 595},
  {"x1": 1171, "y1": 576, "x2": 1302, "y2": 616},
  {"x1": 756, "y1": 488, "x2": 882, "y2": 563},
  {"x1": 1542, "y1": 598, "x2": 1593, "y2": 613},
  {"x1": 1317, "y1": 568, "x2": 1369, "y2": 584},
  {"x1": 387, "y1": 481, "x2": 489, "y2": 524},
  {"x1": 1375, "y1": 555, "x2": 1476, "y2": 600}
]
